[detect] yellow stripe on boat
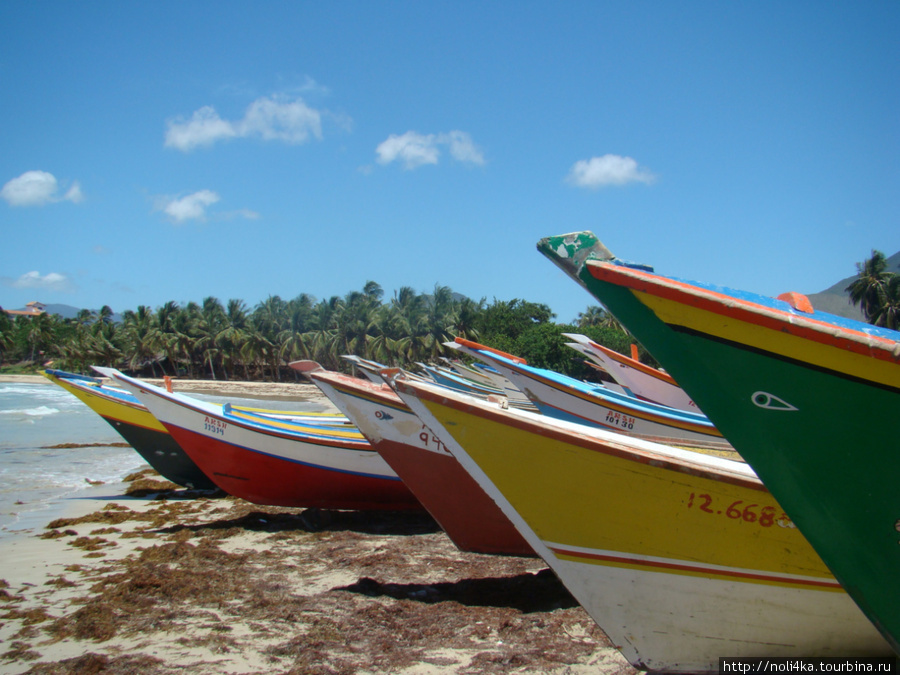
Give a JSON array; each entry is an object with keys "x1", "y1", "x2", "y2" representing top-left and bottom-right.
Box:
[
  {"x1": 43, "y1": 373, "x2": 167, "y2": 432},
  {"x1": 226, "y1": 408, "x2": 366, "y2": 439},
  {"x1": 586, "y1": 262, "x2": 900, "y2": 390}
]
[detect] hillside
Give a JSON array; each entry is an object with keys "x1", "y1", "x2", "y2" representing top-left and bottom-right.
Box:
[{"x1": 806, "y1": 250, "x2": 900, "y2": 320}]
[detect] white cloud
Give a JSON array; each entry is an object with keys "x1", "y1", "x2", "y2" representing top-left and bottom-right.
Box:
[
  {"x1": 164, "y1": 106, "x2": 236, "y2": 151},
  {"x1": 442, "y1": 131, "x2": 485, "y2": 165},
  {"x1": 161, "y1": 190, "x2": 221, "y2": 223},
  {"x1": 566, "y1": 154, "x2": 656, "y2": 189},
  {"x1": 376, "y1": 130, "x2": 485, "y2": 170},
  {"x1": 239, "y1": 96, "x2": 322, "y2": 143},
  {"x1": 63, "y1": 181, "x2": 84, "y2": 203},
  {"x1": 165, "y1": 95, "x2": 324, "y2": 151},
  {"x1": 376, "y1": 132, "x2": 440, "y2": 169},
  {"x1": 1, "y1": 171, "x2": 84, "y2": 207},
  {"x1": 11, "y1": 271, "x2": 75, "y2": 292}
]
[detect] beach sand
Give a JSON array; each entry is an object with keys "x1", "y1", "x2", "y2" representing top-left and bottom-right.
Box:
[{"x1": 0, "y1": 376, "x2": 637, "y2": 675}]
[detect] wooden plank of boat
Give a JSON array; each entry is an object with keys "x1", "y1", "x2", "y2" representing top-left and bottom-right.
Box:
[
  {"x1": 97, "y1": 368, "x2": 422, "y2": 511},
  {"x1": 388, "y1": 371, "x2": 892, "y2": 672},
  {"x1": 294, "y1": 362, "x2": 533, "y2": 557},
  {"x1": 538, "y1": 230, "x2": 900, "y2": 653}
]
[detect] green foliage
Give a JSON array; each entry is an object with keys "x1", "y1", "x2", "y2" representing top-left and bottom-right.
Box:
[
  {"x1": 476, "y1": 299, "x2": 554, "y2": 344},
  {"x1": 0, "y1": 286, "x2": 653, "y2": 382},
  {"x1": 847, "y1": 250, "x2": 899, "y2": 330}
]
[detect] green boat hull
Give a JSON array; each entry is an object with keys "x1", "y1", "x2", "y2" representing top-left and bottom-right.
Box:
[
  {"x1": 539, "y1": 233, "x2": 900, "y2": 653},
  {"x1": 101, "y1": 415, "x2": 219, "y2": 491}
]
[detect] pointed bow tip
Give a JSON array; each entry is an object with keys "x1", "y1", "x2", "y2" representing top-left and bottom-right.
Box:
[
  {"x1": 289, "y1": 360, "x2": 324, "y2": 374},
  {"x1": 536, "y1": 231, "x2": 615, "y2": 273}
]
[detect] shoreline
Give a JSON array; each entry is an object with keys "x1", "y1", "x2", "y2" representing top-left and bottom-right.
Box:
[
  {"x1": 0, "y1": 374, "x2": 634, "y2": 673},
  {"x1": 1, "y1": 372, "x2": 342, "y2": 409}
]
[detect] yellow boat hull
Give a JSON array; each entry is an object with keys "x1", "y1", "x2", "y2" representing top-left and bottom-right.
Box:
[{"x1": 392, "y1": 377, "x2": 891, "y2": 672}]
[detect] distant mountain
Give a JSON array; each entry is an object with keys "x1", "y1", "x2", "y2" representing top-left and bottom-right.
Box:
[
  {"x1": 40, "y1": 304, "x2": 85, "y2": 320},
  {"x1": 805, "y1": 249, "x2": 900, "y2": 321},
  {"x1": 5, "y1": 303, "x2": 123, "y2": 322}
]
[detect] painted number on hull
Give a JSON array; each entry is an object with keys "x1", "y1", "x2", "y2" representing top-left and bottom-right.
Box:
[
  {"x1": 605, "y1": 411, "x2": 635, "y2": 430},
  {"x1": 419, "y1": 428, "x2": 448, "y2": 453},
  {"x1": 204, "y1": 416, "x2": 226, "y2": 436},
  {"x1": 686, "y1": 493, "x2": 795, "y2": 529}
]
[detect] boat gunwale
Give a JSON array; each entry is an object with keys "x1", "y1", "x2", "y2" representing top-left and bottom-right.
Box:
[
  {"x1": 391, "y1": 377, "x2": 763, "y2": 492},
  {"x1": 161, "y1": 420, "x2": 399, "y2": 480},
  {"x1": 113, "y1": 374, "x2": 373, "y2": 450},
  {"x1": 468, "y1": 348, "x2": 723, "y2": 436},
  {"x1": 585, "y1": 260, "x2": 900, "y2": 368}
]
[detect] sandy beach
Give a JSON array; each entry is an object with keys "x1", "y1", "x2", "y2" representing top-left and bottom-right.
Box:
[{"x1": 0, "y1": 375, "x2": 637, "y2": 674}]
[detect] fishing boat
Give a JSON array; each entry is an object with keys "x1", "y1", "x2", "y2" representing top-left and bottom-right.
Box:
[
  {"x1": 563, "y1": 333, "x2": 698, "y2": 411},
  {"x1": 441, "y1": 357, "x2": 536, "y2": 408},
  {"x1": 448, "y1": 338, "x2": 729, "y2": 449},
  {"x1": 42, "y1": 369, "x2": 218, "y2": 490},
  {"x1": 388, "y1": 371, "x2": 892, "y2": 672},
  {"x1": 97, "y1": 368, "x2": 421, "y2": 511},
  {"x1": 538, "y1": 230, "x2": 900, "y2": 652},
  {"x1": 293, "y1": 361, "x2": 533, "y2": 556}
]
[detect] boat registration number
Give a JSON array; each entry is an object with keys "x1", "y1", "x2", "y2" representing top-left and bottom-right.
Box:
[
  {"x1": 686, "y1": 492, "x2": 795, "y2": 529},
  {"x1": 204, "y1": 416, "x2": 227, "y2": 436},
  {"x1": 605, "y1": 411, "x2": 635, "y2": 430},
  {"x1": 419, "y1": 429, "x2": 449, "y2": 454}
]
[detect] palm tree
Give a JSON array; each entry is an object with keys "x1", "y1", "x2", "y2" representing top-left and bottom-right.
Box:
[
  {"x1": 453, "y1": 297, "x2": 484, "y2": 342},
  {"x1": 26, "y1": 313, "x2": 55, "y2": 364},
  {"x1": 419, "y1": 284, "x2": 457, "y2": 362},
  {"x1": 217, "y1": 299, "x2": 250, "y2": 379},
  {"x1": 332, "y1": 288, "x2": 380, "y2": 361},
  {"x1": 122, "y1": 305, "x2": 161, "y2": 376},
  {"x1": 847, "y1": 250, "x2": 892, "y2": 322},
  {"x1": 97, "y1": 305, "x2": 115, "y2": 325},
  {"x1": 75, "y1": 308, "x2": 96, "y2": 327},
  {"x1": 277, "y1": 294, "x2": 317, "y2": 368},
  {"x1": 869, "y1": 274, "x2": 900, "y2": 330},
  {"x1": 196, "y1": 297, "x2": 226, "y2": 379},
  {"x1": 0, "y1": 310, "x2": 14, "y2": 365},
  {"x1": 167, "y1": 304, "x2": 199, "y2": 378},
  {"x1": 253, "y1": 295, "x2": 288, "y2": 339},
  {"x1": 576, "y1": 305, "x2": 626, "y2": 332},
  {"x1": 154, "y1": 301, "x2": 181, "y2": 375}
]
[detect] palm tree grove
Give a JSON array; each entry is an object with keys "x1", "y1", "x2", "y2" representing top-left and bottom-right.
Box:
[
  {"x1": 2, "y1": 249, "x2": 895, "y2": 382},
  {"x1": 0, "y1": 282, "x2": 637, "y2": 382}
]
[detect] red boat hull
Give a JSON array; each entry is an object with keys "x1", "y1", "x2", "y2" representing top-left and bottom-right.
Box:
[
  {"x1": 165, "y1": 424, "x2": 422, "y2": 510},
  {"x1": 375, "y1": 436, "x2": 534, "y2": 556}
]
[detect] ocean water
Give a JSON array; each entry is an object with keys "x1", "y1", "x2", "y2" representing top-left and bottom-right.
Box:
[
  {"x1": 0, "y1": 382, "x2": 145, "y2": 537},
  {"x1": 0, "y1": 381, "x2": 329, "y2": 539}
]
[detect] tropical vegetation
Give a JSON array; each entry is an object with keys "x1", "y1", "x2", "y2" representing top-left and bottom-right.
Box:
[
  {"x1": 0, "y1": 282, "x2": 638, "y2": 382},
  {"x1": 846, "y1": 250, "x2": 900, "y2": 330}
]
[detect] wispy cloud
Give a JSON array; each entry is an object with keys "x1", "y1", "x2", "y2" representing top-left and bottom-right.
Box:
[
  {"x1": 155, "y1": 190, "x2": 260, "y2": 224},
  {"x1": 165, "y1": 95, "x2": 328, "y2": 152},
  {"x1": 1, "y1": 171, "x2": 84, "y2": 207},
  {"x1": 220, "y1": 208, "x2": 261, "y2": 221},
  {"x1": 375, "y1": 130, "x2": 485, "y2": 170},
  {"x1": 158, "y1": 190, "x2": 221, "y2": 223},
  {"x1": 5, "y1": 271, "x2": 75, "y2": 292},
  {"x1": 566, "y1": 154, "x2": 656, "y2": 189}
]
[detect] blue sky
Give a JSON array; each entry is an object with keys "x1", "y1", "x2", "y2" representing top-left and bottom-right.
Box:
[{"x1": 1, "y1": 1, "x2": 897, "y2": 324}]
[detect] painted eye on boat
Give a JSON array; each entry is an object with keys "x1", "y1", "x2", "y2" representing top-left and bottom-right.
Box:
[{"x1": 751, "y1": 391, "x2": 798, "y2": 412}]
